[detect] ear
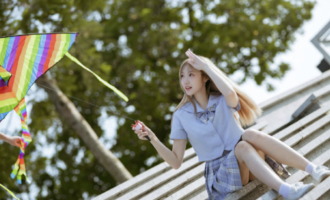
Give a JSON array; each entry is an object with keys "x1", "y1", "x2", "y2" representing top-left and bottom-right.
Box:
[{"x1": 203, "y1": 76, "x2": 209, "y2": 83}]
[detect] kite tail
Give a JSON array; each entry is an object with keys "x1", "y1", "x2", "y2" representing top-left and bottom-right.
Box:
[
  {"x1": 64, "y1": 52, "x2": 129, "y2": 102},
  {"x1": 0, "y1": 183, "x2": 20, "y2": 200},
  {"x1": 11, "y1": 98, "x2": 31, "y2": 184}
]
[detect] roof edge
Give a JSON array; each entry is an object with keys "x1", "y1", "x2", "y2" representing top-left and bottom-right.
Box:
[{"x1": 258, "y1": 69, "x2": 330, "y2": 110}]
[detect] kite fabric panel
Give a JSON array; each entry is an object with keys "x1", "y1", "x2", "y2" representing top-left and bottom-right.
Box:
[{"x1": 0, "y1": 33, "x2": 77, "y2": 122}]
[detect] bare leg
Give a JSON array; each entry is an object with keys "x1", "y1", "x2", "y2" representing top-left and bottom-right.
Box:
[
  {"x1": 242, "y1": 129, "x2": 309, "y2": 171},
  {"x1": 249, "y1": 148, "x2": 265, "y2": 181},
  {"x1": 235, "y1": 141, "x2": 283, "y2": 192}
]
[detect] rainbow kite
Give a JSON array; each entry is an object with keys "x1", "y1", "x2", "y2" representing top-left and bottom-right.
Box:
[{"x1": 0, "y1": 33, "x2": 128, "y2": 184}]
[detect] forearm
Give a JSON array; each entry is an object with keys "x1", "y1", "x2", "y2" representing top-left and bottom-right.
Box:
[
  {"x1": 150, "y1": 137, "x2": 181, "y2": 169},
  {"x1": 0, "y1": 132, "x2": 9, "y2": 143},
  {"x1": 203, "y1": 64, "x2": 235, "y2": 96}
]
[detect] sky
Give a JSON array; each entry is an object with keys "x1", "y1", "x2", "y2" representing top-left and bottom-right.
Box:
[{"x1": 1, "y1": 0, "x2": 330, "y2": 165}]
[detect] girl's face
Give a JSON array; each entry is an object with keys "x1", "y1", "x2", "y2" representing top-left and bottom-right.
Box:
[{"x1": 180, "y1": 64, "x2": 207, "y2": 96}]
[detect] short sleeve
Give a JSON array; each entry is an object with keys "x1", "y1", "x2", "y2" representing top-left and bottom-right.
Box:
[
  {"x1": 232, "y1": 97, "x2": 241, "y2": 112},
  {"x1": 170, "y1": 111, "x2": 188, "y2": 140}
]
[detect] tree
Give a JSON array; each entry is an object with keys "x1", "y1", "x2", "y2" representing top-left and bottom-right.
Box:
[{"x1": 0, "y1": 0, "x2": 314, "y2": 199}]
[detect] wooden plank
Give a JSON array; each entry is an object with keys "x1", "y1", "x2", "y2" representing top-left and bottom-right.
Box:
[
  {"x1": 116, "y1": 156, "x2": 200, "y2": 200},
  {"x1": 224, "y1": 180, "x2": 262, "y2": 200},
  {"x1": 285, "y1": 114, "x2": 330, "y2": 147},
  {"x1": 249, "y1": 120, "x2": 268, "y2": 131},
  {"x1": 299, "y1": 176, "x2": 330, "y2": 200},
  {"x1": 190, "y1": 190, "x2": 208, "y2": 200},
  {"x1": 93, "y1": 148, "x2": 196, "y2": 200},
  {"x1": 140, "y1": 163, "x2": 205, "y2": 200},
  {"x1": 314, "y1": 84, "x2": 330, "y2": 99},
  {"x1": 273, "y1": 103, "x2": 330, "y2": 140},
  {"x1": 298, "y1": 129, "x2": 330, "y2": 156},
  {"x1": 162, "y1": 175, "x2": 205, "y2": 200}
]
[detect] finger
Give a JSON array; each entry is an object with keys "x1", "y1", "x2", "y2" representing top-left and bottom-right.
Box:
[
  {"x1": 140, "y1": 121, "x2": 146, "y2": 127},
  {"x1": 187, "y1": 53, "x2": 194, "y2": 61},
  {"x1": 187, "y1": 60, "x2": 194, "y2": 66},
  {"x1": 14, "y1": 141, "x2": 20, "y2": 147},
  {"x1": 188, "y1": 51, "x2": 194, "y2": 58},
  {"x1": 139, "y1": 134, "x2": 146, "y2": 140},
  {"x1": 188, "y1": 50, "x2": 195, "y2": 57},
  {"x1": 141, "y1": 132, "x2": 148, "y2": 137}
]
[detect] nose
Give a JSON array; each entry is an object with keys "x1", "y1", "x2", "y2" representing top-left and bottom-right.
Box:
[{"x1": 181, "y1": 76, "x2": 189, "y2": 85}]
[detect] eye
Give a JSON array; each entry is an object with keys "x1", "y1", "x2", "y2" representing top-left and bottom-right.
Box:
[{"x1": 189, "y1": 73, "x2": 193, "y2": 76}]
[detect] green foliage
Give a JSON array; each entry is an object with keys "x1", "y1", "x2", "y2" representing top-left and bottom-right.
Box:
[{"x1": 0, "y1": 0, "x2": 315, "y2": 199}]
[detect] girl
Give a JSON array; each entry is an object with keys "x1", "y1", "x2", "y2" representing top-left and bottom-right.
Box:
[
  {"x1": 0, "y1": 132, "x2": 21, "y2": 147},
  {"x1": 132, "y1": 49, "x2": 330, "y2": 200}
]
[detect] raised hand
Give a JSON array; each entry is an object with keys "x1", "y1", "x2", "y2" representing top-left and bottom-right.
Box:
[{"x1": 185, "y1": 49, "x2": 208, "y2": 71}]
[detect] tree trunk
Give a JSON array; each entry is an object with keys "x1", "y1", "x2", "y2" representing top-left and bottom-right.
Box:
[{"x1": 36, "y1": 73, "x2": 133, "y2": 183}]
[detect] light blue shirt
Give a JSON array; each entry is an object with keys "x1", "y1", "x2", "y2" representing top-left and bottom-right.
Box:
[{"x1": 170, "y1": 93, "x2": 244, "y2": 162}]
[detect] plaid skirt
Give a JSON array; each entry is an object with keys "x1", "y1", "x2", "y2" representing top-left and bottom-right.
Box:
[{"x1": 204, "y1": 150, "x2": 243, "y2": 200}]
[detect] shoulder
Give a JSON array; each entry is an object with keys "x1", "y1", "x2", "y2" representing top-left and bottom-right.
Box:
[
  {"x1": 172, "y1": 107, "x2": 186, "y2": 120},
  {"x1": 179, "y1": 101, "x2": 194, "y2": 113}
]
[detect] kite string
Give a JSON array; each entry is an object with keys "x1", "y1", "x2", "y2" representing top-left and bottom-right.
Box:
[{"x1": 35, "y1": 83, "x2": 136, "y2": 122}]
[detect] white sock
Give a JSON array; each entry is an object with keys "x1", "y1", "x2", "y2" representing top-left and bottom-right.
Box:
[
  {"x1": 279, "y1": 182, "x2": 291, "y2": 199},
  {"x1": 305, "y1": 162, "x2": 317, "y2": 175}
]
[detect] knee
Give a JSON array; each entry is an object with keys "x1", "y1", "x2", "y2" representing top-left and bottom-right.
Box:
[
  {"x1": 234, "y1": 141, "x2": 254, "y2": 157},
  {"x1": 242, "y1": 128, "x2": 265, "y2": 142}
]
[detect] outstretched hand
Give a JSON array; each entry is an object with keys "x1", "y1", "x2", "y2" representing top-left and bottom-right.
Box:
[
  {"x1": 185, "y1": 49, "x2": 208, "y2": 71},
  {"x1": 7, "y1": 136, "x2": 22, "y2": 148},
  {"x1": 132, "y1": 121, "x2": 156, "y2": 141}
]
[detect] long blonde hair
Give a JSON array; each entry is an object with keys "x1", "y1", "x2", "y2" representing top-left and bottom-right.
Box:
[{"x1": 171, "y1": 56, "x2": 263, "y2": 128}]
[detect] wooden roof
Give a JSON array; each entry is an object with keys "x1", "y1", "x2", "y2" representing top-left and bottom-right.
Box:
[{"x1": 93, "y1": 69, "x2": 330, "y2": 200}]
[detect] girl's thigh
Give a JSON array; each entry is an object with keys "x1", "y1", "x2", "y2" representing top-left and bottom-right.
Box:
[{"x1": 235, "y1": 141, "x2": 265, "y2": 185}]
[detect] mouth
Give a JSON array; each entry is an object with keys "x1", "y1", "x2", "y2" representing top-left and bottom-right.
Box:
[{"x1": 185, "y1": 86, "x2": 192, "y2": 91}]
